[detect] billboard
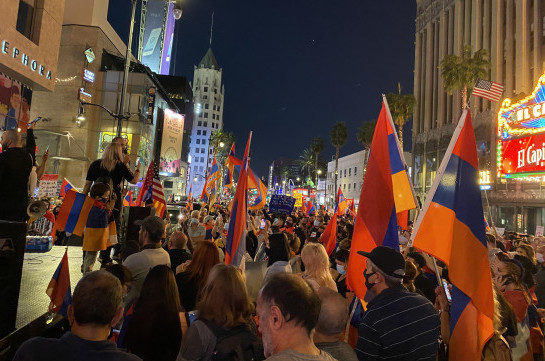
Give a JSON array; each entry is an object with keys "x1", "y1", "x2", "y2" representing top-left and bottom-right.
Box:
[
  {"x1": 140, "y1": 0, "x2": 175, "y2": 75},
  {"x1": 160, "y1": 2, "x2": 175, "y2": 75},
  {"x1": 159, "y1": 109, "x2": 184, "y2": 176},
  {"x1": 498, "y1": 72, "x2": 545, "y2": 179},
  {"x1": 0, "y1": 71, "x2": 32, "y2": 132}
]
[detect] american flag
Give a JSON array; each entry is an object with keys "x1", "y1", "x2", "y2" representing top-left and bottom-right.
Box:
[
  {"x1": 472, "y1": 79, "x2": 504, "y2": 102},
  {"x1": 136, "y1": 161, "x2": 166, "y2": 217}
]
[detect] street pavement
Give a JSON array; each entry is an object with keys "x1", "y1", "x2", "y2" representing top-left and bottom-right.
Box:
[{"x1": 16, "y1": 246, "x2": 100, "y2": 329}]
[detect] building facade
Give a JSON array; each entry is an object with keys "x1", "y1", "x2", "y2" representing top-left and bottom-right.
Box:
[
  {"x1": 413, "y1": 0, "x2": 545, "y2": 233},
  {"x1": 0, "y1": 0, "x2": 65, "y2": 131},
  {"x1": 326, "y1": 150, "x2": 369, "y2": 208},
  {"x1": 188, "y1": 48, "x2": 225, "y2": 196},
  {"x1": 30, "y1": 0, "x2": 187, "y2": 201}
]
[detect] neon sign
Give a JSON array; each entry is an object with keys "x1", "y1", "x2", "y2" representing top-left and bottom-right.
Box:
[
  {"x1": 498, "y1": 73, "x2": 545, "y2": 139},
  {"x1": 497, "y1": 72, "x2": 545, "y2": 179}
]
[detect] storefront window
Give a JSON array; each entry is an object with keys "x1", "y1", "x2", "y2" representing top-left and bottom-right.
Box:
[
  {"x1": 16, "y1": 0, "x2": 36, "y2": 41},
  {"x1": 498, "y1": 206, "x2": 515, "y2": 231}
]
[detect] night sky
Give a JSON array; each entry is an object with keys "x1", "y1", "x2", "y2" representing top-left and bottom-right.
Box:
[{"x1": 109, "y1": 1, "x2": 417, "y2": 178}]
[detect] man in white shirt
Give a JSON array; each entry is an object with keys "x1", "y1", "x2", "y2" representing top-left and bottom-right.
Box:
[
  {"x1": 187, "y1": 218, "x2": 205, "y2": 248},
  {"x1": 123, "y1": 216, "x2": 170, "y2": 307}
]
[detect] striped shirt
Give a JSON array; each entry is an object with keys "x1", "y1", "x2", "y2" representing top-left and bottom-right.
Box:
[{"x1": 355, "y1": 285, "x2": 440, "y2": 361}]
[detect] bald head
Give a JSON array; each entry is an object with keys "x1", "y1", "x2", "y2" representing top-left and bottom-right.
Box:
[
  {"x1": 1, "y1": 130, "x2": 21, "y2": 148},
  {"x1": 315, "y1": 287, "x2": 349, "y2": 336},
  {"x1": 169, "y1": 231, "x2": 188, "y2": 249}
]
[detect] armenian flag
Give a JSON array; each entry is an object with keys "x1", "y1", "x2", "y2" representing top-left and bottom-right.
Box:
[
  {"x1": 59, "y1": 178, "x2": 75, "y2": 197},
  {"x1": 225, "y1": 132, "x2": 252, "y2": 266},
  {"x1": 224, "y1": 143, "x2": 238, "y2": 187},
  {"x1": 306, "y1": 201, "x2": 315, "y2": 216},
  {"x1": 484, "y1": 216, "x2": 491, "y2": 233},
  {"x1": 201, "y1": 157, "x2": 221, "y2": 203},
  {"x1": 123, "y1": 191, "x2": 132, "y2": 207},
  {"x1": 411, "y1": 110, "x2": 494, "y2": 361},
  {"x1": 46, "y1": 249, "x2": 72, "y2": 317},
  {"x1": 346, "y1": 97, "x2": 417, "y2": 301},
  {"x1": 248, "y1": 169, "x2": 267, "y2": 210},
  {"x1": 55, "y1": 189, "x2": 94, "y2": 236},
  {"x1": 335, "y1": 187, "x2": 348, "y2": 216}
]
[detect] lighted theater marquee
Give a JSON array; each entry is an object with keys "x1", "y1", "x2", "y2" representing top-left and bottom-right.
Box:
[{"x1": 498, "y1": 73, "x2": 545, "y2": 181}]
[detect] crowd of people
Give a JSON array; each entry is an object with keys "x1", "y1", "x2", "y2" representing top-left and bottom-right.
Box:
[{"x1": 6, "y1": 133, "x2": 545, "y2": 360}]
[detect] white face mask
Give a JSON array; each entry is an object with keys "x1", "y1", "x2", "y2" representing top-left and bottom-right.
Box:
[
  {"x1": 336, "y1": 264, "x2": 346, "y2": 275},
  {"x1": 537, "y1": 253, "x2": 544, "y2": 264},
  {"x1": 314, "y1": 220, "x2": 320, "y2": 227}
]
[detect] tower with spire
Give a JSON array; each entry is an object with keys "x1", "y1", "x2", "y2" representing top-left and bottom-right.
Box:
[{"x1": 188, "y1": 43, "x2": 225, "y2": 197}]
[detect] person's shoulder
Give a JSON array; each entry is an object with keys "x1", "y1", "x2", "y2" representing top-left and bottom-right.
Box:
[
  {"x1": 316, "y1": 342, "x2": 356, "y2": 361},
  {"x1": 13, "y1": 336, "x2": 65, "y2": 359}
]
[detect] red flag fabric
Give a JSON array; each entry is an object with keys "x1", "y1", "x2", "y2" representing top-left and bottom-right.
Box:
[
  {"x1": 136, "y1": 161, "x2": 166, "y2": 217},
  {"x1": 46, "y1": 249, "x2": 72, "y2": 316},
  {"x1": 225, "y1": 132, "x2": 252, "y2": 266},
  {"x1": 320, "y1": 213, "x2": 337, "y2": 255}
]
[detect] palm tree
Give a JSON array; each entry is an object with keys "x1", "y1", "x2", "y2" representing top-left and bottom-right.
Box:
[
  {"x1": 297, "y1": 148, "x2": 315, "y2": 198},
  {"x1": 440, "y1": 44, "x2": 489, "y2": 111},
  {"x1": 357, "y1": 121, "x2": 375, "y2": 150},
  {"x1": 386, "y1": 84, "x2": 415, "y2": 149},
  {"x1": 330, "y1": 122, "x2": 348, "y2": 194},
  {"x1": 310, "y1": 137, "x2": 324, "y2": 187},
  {"x1": 209, "y1": 129, "x2": 235, "y2": 191}
]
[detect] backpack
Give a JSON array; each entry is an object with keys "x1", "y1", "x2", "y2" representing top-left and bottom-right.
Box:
[{"x1": 202, "y1": 319, "x2": 265, "y2": 361}]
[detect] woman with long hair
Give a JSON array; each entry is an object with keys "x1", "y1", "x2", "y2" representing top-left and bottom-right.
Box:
[
  {"x1": 176, "y1": 241, "x2": 220, "y2": 312},
  {"x1": 262, "y1": 233, "x2": 292, "y2": 284},
  {"x1": 334, "y1": 249, "x2": 350, "y2": 297},
  {"x1": 83, "y1": 140, "x2": 140, "y2": 266},
  {"x1": 179, "y1": 264, "x2": 259, "y2": 360},
  {"x1": 301, "y1": 242, "x2": 337, "y2": 292},
  {"x1": 124, "y1": 265, "x2": 182, "y2": 361}
]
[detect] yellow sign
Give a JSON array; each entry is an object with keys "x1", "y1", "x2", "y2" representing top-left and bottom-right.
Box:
[
  {"x1": 98, "y1": 132, "x2": 133, "y2": 155},
  {"x1": 293, "y1": 191, "x2": 303, "y2": 207}
]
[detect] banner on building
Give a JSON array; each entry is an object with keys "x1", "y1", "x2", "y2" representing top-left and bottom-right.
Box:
[
  {"x1": 0, "y1": 71, "x2": 32, "y2": 132},
  {"x1": 159, "y1": 109, "x2": 184, "y2": 176}
]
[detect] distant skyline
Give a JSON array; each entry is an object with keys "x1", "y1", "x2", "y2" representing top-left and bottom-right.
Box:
[{"x1": 109, "y1": 1, "x2": 417, "y2": 178}]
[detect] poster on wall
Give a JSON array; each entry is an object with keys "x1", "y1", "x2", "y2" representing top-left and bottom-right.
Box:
[
  {"x1": 0, "y1": 72, "x2": 32, "y2": 132},
  {"x1": 98, "y1": 132, "x2": 133, "y2": 157},
  {"x1": 159, "y1": 109, "x2": 184, "y2": 176}
]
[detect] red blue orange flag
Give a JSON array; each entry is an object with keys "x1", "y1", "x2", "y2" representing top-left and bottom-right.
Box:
[
  {"x1": 320, "y1": 213, "x2": 337, "y2": 255},
  {"x1": 123, "y1": 191, "x2": 132, "y2": 207},
  {"x1": 347, "y1": 199, "x2": 356, "y2": 219},
  {"x1": 60, "y1": 178, "x2": 75, "y2": 197},
  {"x1": 248, "y1": 169, "x2": 268, "y2": 210},
  {"x1": 335, "y1": 187, "x2": 348, "y2": 216},
  {"x1": 55, "y1": 189, "x2": 95, "y2": 236},
  {"x1": 46, "y1": 249, "x2": 72, "y2": 316},
  {"x1": 225, "y1": 132, "x2": 252, "y2": 266},
  {"x1": 484, "y1": 216, "x2": 491, "y2": 233},
  {"x1": 306, "y1": 201, "x2": 315, "y2": 216},
  {"x1": 346, "y1": 98, "x2": 417, "y2": 301},
  {"x1": 301, "y1": 201, "x2": 307, "y2": 215},
  {"x1": 224, "y1": 143, "x2": 237, "y2": 187},
  {"x1": 411, "y1": 110, "x2": 494, "y2": 361}
]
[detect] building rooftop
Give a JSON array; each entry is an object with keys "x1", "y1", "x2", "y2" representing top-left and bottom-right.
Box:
[{"x1": 198, "y1": 48, "x2": 220, "y2": 69}]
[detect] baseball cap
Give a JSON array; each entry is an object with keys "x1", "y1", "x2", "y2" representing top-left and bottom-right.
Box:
[
  {"x1": 357, "y1": 246, "x2": 405, "y2": 278},
  {"x1": 135, "y1": 216, "x2": 165, "y2": 241},
  {"x1": 203, "y1": 215, "x2": 215, "y2": 224}
]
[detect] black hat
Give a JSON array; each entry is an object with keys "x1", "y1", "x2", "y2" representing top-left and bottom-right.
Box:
[
  {"x1": 135, "y1": 216, "x2": 165, "y2": 241},
  {"x1": 407, "y1": 252, "x2": 427, "y2": 269},
  {"x1": 357, "y1": 246, "x2": 405, "y2": 278}
]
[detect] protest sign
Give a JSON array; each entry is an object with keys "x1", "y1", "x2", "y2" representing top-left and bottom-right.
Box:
[
  {"x1": 37, "y1": 174, "x2": 58, "y2": 198},
  {"x1": 269, "y1": 195, "x2": 296, "y2": 214}
]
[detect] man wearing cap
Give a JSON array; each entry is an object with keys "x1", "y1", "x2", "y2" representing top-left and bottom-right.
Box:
[
  {"x1": 407, "y1": 251, "x2": 437, "y2": 303},
  {"x1": 187, "y1": 217, "x2": 206, "y2": 248},
  {"x1": 355, "y1": 246, "x2": 440, "y2": 361},
  {"x1": 123, "y1": 216, "x2": 170, "y2": 307}
]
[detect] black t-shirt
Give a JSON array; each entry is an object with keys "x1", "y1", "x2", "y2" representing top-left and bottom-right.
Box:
[
  {"x1": 86, "y1": 160, "x2": 133, "y2": 197},
  {"x1": 0, "y1": 147, "x2": 33, "y2": 220},
  {"x1": 176, "y1": 271, "x2": 198, "y2": 312}
]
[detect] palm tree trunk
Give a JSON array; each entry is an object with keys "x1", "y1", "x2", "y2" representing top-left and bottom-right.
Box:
[
  {"x1": 398, "y1": 122, "x2": 404, "y2": 150},
  {"x1": 314, "y1": 154, "x2": 319, "y2": 189},
  {"x1": 334, "y1": 148, "x2": 339, "y2": 200},
  {"x1": 461, "y1": 86, "x2": 467, "y2": 111}
]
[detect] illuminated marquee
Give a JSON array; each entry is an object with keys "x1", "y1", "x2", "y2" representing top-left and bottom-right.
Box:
[{"x1": 498, "y1": 72, "x2": 545, "y2": 179}]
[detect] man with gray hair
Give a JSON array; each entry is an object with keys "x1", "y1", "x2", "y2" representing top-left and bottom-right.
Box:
[
  {"x1": 313, "y1": 288, "x2": 358, "y2": 361},
  {"x1": 355, "y1": 246, "x2": 440, "y2": 361},
  {"x1": 0, "y1": 130, "x2": 32, "y2": 221},
  {"x1": 13, "y1": 270, "x2": 141, "y2": 360}
]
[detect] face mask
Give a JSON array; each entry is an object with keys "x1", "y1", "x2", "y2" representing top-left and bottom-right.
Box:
[
  {"x1": 313, "y1": 220, "x2": 320, "y2": 227},
  {"x1": 336, "y1": 264, "x2": 346, "y2": 275},
  {"x1": 363, "y1": 270, "x2": 376, "y2": 290},
  {"x1": 538, "y1": 253, "x2": 544, "y2": 264},
  {"x1": 224, "y1": 223, "x2": 229, "y2": 231}
]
